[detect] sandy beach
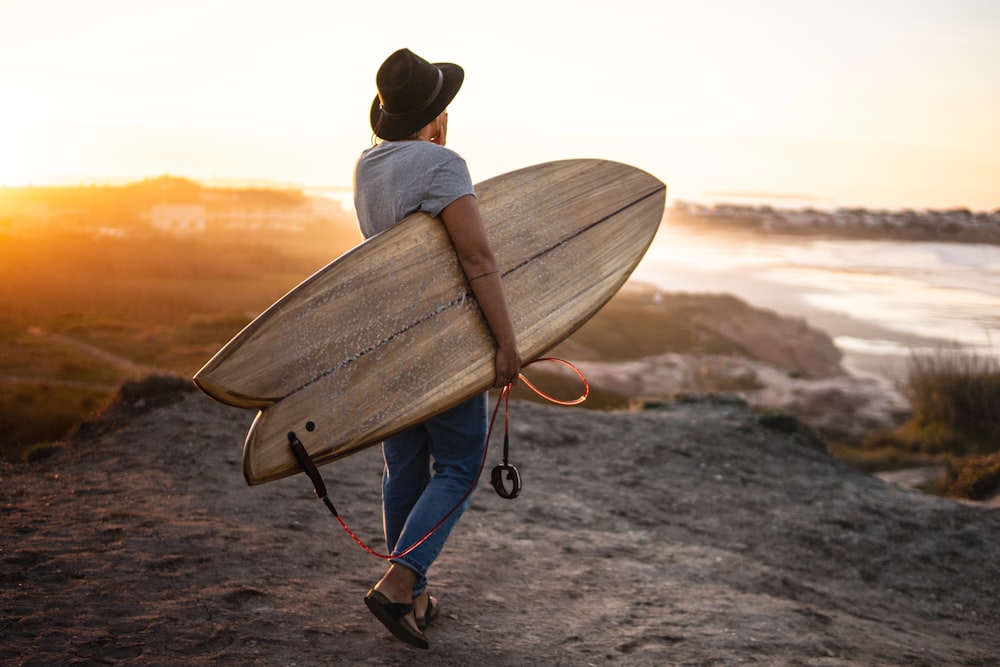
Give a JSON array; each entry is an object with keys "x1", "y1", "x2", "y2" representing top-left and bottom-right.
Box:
[{"x1": 3, "y1": 375, "x2": 999, "y2": 666}]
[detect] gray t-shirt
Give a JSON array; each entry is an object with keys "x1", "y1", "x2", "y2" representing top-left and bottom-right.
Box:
[{"x1": 354, "y1": 140, "x2": 476, "y2": 239}]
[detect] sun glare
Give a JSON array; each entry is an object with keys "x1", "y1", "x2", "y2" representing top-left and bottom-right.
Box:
[
  {"x1": 2, "y1": 2, "x2": 998, "y2": 209},
  {"x1": 0, "y1": 82, "x2": 40, "y2": 186},
  {"x1": 0, "y1": 123, "x2": 20, "y2": 186}
]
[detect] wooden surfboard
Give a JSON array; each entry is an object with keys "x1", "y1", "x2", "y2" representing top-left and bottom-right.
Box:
[{"x1": 193, "y1": 159, "x2": 666, "y2": 485}]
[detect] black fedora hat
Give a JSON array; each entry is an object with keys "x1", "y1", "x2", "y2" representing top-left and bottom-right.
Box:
[{"x1": 370, "y1": 48, "x2": 464, "y2": 141}]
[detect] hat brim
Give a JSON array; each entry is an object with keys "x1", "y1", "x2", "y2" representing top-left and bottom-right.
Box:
[{"x1": 370, "y1": 62, "x2": 464, "y2": 141}]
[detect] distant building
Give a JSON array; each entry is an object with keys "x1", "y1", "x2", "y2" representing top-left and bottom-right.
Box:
[
  {"x1": 151, "y1": 204, "x2": 206, "y2": 233},
  {"x1": 207, "y1": 202, "x2": 310, "y2": 231}
]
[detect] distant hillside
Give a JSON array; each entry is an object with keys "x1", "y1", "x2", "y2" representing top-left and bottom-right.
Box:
[{"x1": 0, "y1": 176, "x2": 355, "y2": 234}]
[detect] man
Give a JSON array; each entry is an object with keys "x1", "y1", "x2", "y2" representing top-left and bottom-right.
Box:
[{"x1": 354, "y1": 47, "x2": 522, "y2": 650}]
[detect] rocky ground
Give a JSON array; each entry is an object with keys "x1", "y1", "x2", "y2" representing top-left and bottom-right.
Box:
[{"x1": 2, "y1": 375, "x2": 999, "y2": 666}]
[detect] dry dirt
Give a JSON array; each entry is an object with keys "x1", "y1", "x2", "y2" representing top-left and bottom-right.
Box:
[{"x1": 3, "y1": 376, "x2": 999, "y2": 666}]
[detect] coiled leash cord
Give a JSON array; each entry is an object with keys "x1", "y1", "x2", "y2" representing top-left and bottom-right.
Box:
[
  {"x1": 488, "y1": 357, "x2": 590, "y2": 499},
  {"x1": 289, "y1": 356, "x2": 588, "y2": 561}
]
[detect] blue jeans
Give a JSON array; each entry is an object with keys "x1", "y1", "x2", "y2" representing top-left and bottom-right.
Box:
[{"x1": 381, "y1": 392, "x2": 488, "y2": 596}]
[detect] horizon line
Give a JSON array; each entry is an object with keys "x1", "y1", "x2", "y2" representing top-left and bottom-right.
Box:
[{"x1": 3, "y1": 174, "x2": 998, "y2": 215}]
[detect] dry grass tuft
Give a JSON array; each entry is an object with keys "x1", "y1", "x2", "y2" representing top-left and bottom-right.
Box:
[
  {"x1": 938, "y1": 452, "x2": 1000, "y2": 500},
  {"x1": 854, "y1": 350, "x2": 1000, "y2": 497}
]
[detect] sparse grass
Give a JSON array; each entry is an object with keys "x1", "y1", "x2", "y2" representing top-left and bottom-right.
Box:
[
  {"x1": 862, "y1": 350, "x2": 1000, "y2": 458},
  {"x1": 842, "y1": 349, "x2": 1000, "y2": 497},
  {"x1": 0, "y1": 326, "x2": 126, "y2": 385},
  {"x1": 0, "y1": 381, "x2": 110, "y2": 461},
  {"x1": 905, "y1": 351, "x2": 1000, "y2": 455},
  {"x1": 0, "y1": 227, "x2": 352, "y2": 327},
  {"x1": 0, "y1": 223, "x2": 359, "y2": 460}
]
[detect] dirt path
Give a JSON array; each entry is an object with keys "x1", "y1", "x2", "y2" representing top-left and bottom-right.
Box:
[{"x1": 27, "y1": 326, "x2": 149, "y2": 372}]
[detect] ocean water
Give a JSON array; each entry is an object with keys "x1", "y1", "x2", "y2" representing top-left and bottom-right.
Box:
[{"x1": 629, "y1": 223, "x2": 1000, "y2": 377}]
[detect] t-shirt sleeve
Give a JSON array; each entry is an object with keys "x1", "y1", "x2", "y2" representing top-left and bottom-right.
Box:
[{"x1": 421, "y1": 154, "x2": 476, "y2": 218}]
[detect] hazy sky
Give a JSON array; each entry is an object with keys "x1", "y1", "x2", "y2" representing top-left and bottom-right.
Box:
[{"x1": 3, "y1": 0, "x2": 999, "y2": 210}]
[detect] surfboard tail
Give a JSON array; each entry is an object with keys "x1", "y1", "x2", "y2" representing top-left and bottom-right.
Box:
[{"x1": 192, "y1": 373, "x2": 275, "y2": 410}]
